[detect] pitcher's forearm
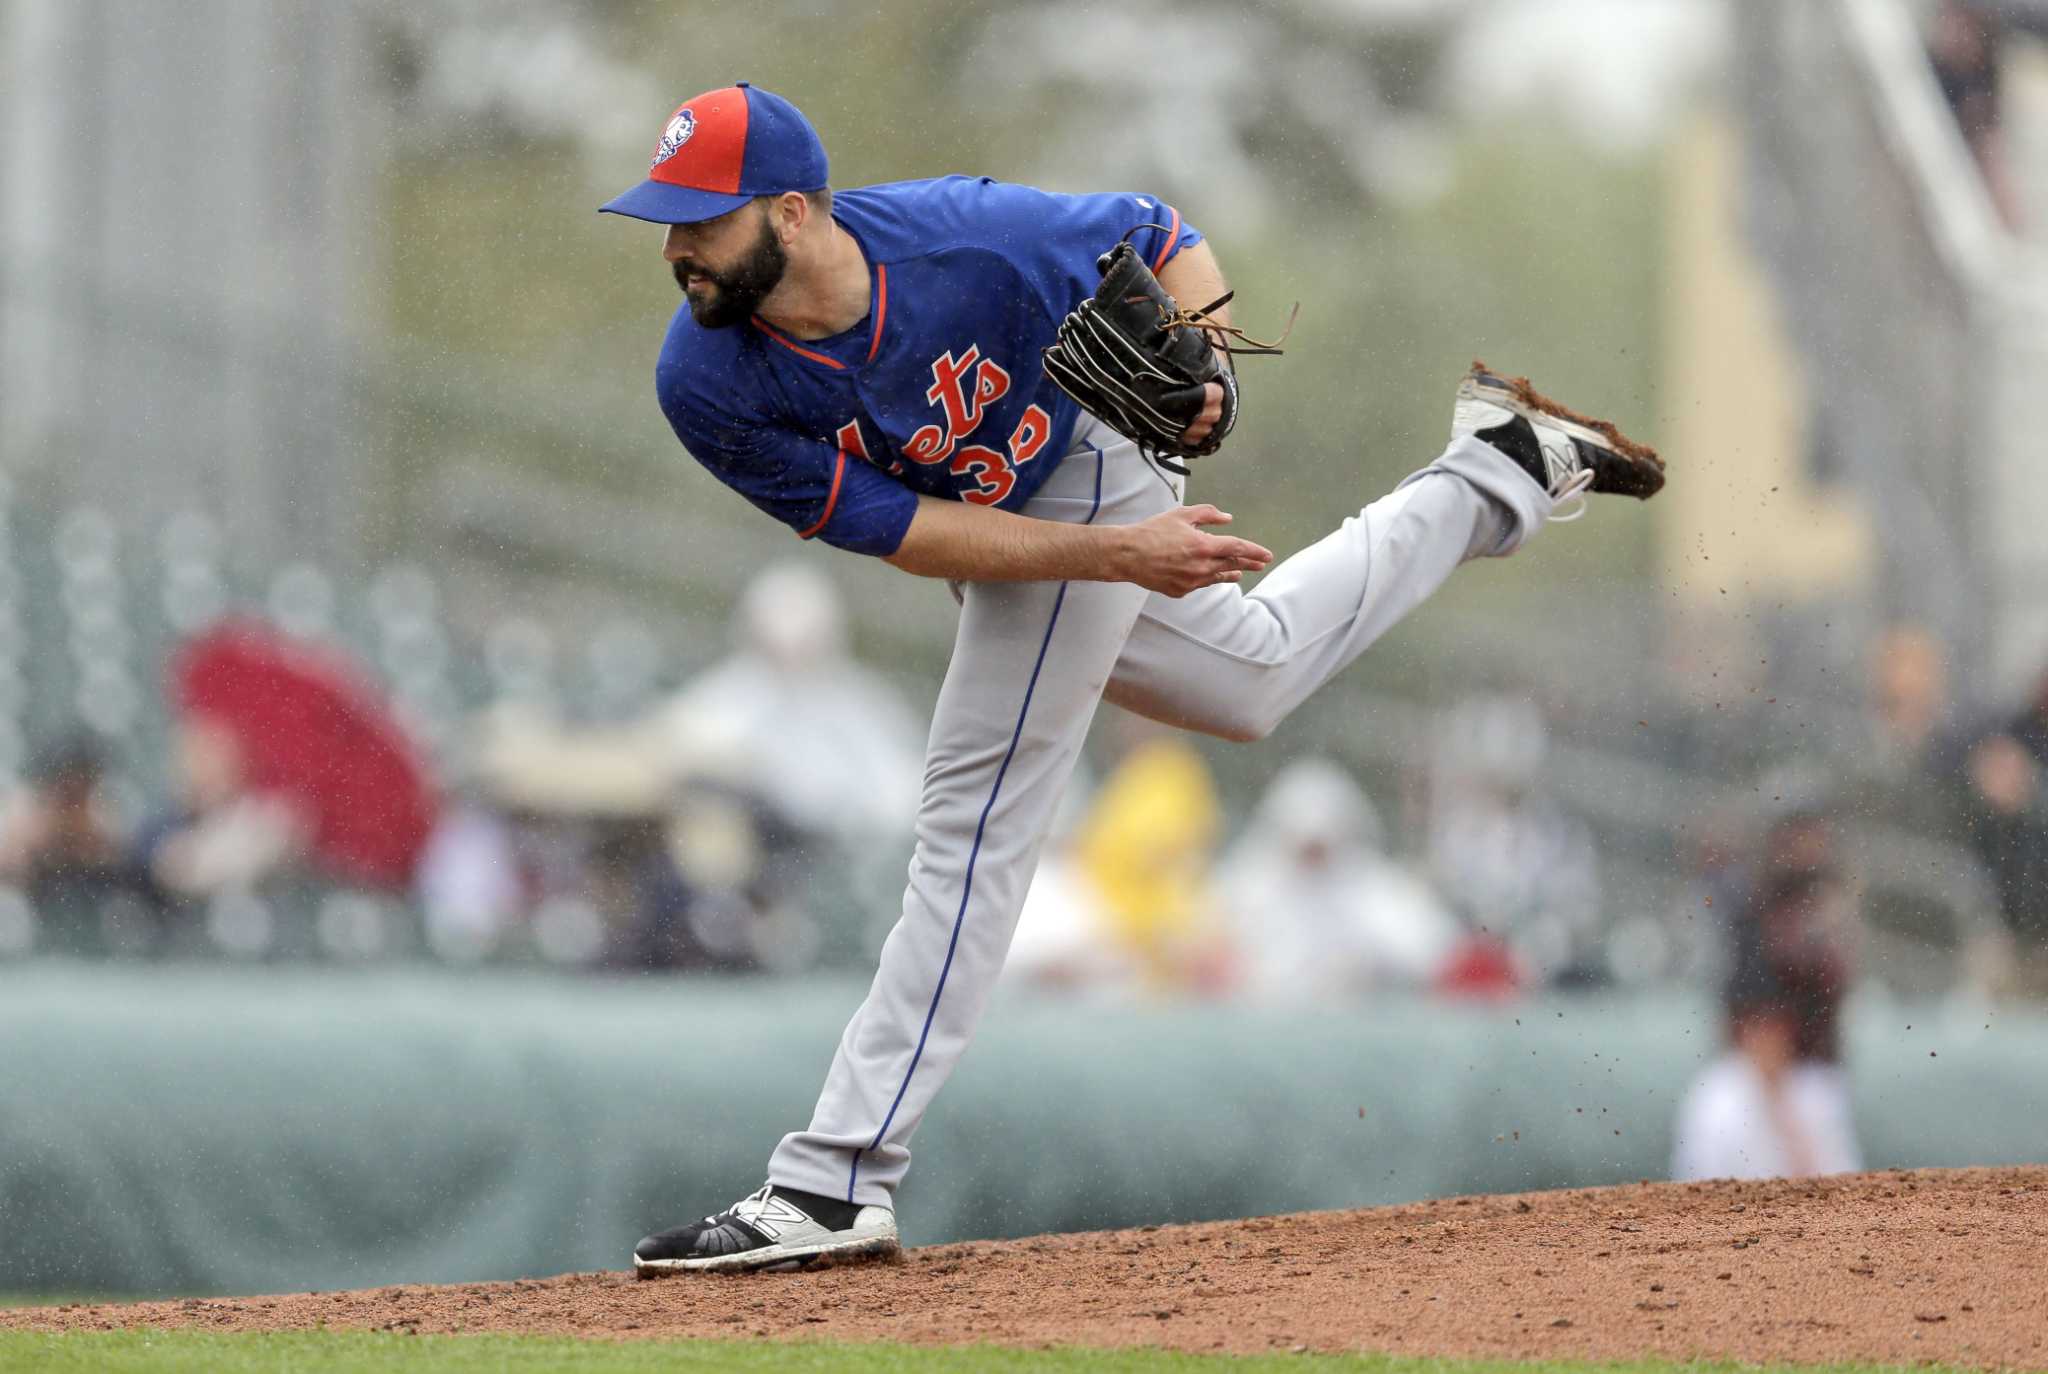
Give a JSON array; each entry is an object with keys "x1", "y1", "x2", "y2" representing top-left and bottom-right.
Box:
[
  {"x1": 884, "y1": 493, "x2": 1271, "y2": 598},
  {"x1": 884, "y1": 495, "x2": 1132, "y2": 583}
]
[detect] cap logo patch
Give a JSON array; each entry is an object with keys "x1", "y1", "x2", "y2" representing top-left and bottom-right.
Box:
[{"x1": 652, "y1": 109, "x2": 697, "y2": 168}]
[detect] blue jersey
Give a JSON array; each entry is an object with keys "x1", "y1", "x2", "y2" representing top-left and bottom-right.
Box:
[{"x1": 654, "y1": 177, "x2": 1203, "y2": 557}]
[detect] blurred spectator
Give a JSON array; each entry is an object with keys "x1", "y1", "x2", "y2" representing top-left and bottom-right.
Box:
[
  {"x1": 1423, "y1": 695, "x2": 1600, "y2": 985},
  {"x1": 1927, "y1": 0, "x2": 2023, "y2": 227},
  {"x1": 172, "y1": 621, "x2": 439, "y2": 895},
  {"x1": 133, "y1": 717, "x2": 306, "y2": 910},
  {"x1": 469, "y1": 671, "x2": 836, "y2": 975},
  {"x1": 654, "y1": 562, "x2": 924, "y2": 848},
  {"x1": 1070, "y1": 733, "x2": 1229, "y2": 995},
  {"x1": 1832, "y1": 626, "x2": 2008, "y2": 993},
  {"x1": 1729, "y1": 797, "x2": 1858, "y2": 1065},
  {"x1": 1960, "y1": 663, "x2": 2048, "y2": 989},
  {"x1": 1215, "y1": 759, "x2": 1458, "y2": 999},
  {"x1": 1860, "y1": 625, "x2": 1955, "y2": 791},
  {"x1": 415, "y1": 800, "x2": 526, "y2": 962},
  {"x1": 0, "y1": 736, "x2": 133, "y2": 915},
  {"x1": 615, "y1": 781, "x2": 820, "y2": 974},
  {"x1": 1840, "y1": 625, "x2": 1966, "y2": 849},
  {"x1": 1670, "y1": 959, "x2": 1863, "y2": 1182}
]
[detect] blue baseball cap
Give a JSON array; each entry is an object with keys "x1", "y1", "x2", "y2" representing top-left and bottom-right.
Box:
[{"x1": 599, "y1": 82, "x2": 828, "y2": 226}]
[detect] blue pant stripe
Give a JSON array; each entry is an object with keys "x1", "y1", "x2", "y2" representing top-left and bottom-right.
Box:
[{"x1": 848, "y1": 445, "x2": 1106, "y2": 1203}]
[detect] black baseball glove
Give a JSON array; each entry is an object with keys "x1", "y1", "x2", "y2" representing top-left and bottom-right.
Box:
[{"x1": 1041, "y1": 233, "x2": 1291, "y2": 474}]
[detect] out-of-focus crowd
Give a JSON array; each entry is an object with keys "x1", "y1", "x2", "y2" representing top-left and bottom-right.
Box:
[
  {"x1": 0, "y1": 558, "x2": 931, "y2": 972},
  {"x1": 7, "y1": 553, "x2": 2048, "y2": 1012},
  {"x1": 0, "y1": 549, "x2": 1603, "y2": 990}
]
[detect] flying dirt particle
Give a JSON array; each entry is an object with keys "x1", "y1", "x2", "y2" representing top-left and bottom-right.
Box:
[{"x1": 1551, "y1": 1318, "x2": 1573, "y2": 1328}]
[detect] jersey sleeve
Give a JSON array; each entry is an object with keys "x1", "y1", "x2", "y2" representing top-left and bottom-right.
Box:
[
  {"x1": 658, "y1": 371, "x2": 919, "y2": 557},
  {"x1": 981, "y1": 184, "x2": 1205, "y2": 320},
  {"x1": 1033, "y1": 188, "x2": 1202, "y2": 276}
]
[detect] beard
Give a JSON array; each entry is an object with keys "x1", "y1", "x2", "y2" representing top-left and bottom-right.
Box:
[{"x1": 673, "y1": 213, "x2": 788, "y2": 329}]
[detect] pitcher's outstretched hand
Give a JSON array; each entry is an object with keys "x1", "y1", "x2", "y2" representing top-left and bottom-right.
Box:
[{"x1": 1119, "y1": 505, "x2": 1272, "y2": 598}]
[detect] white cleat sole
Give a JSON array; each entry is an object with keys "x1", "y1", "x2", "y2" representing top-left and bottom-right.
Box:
[{"x1": 633, "y1": 1226, "x2": 901, "y2": 1277}]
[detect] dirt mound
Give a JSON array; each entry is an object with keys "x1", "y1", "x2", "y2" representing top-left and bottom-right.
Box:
[{"x1": 7, "y1": 1167, "x2": 2045, "y2": 1368}]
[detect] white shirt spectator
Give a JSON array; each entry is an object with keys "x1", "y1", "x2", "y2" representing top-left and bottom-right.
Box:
[
  {"x1": 658, "y1": 562, "x2": 924, "y2": 843},
  {"x1": 1218, "y1": 759, "x2": 1459, "y2": 998},
  {"x1": 1671, "y1": 1054, "x2": 1863, "y2": 1181}
]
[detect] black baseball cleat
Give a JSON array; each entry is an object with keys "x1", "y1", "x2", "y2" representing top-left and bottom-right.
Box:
[
  {"x1": 1452, "y1": 360, "x2": 1664, "y2": 515},
  {"x1": 632, "y1": 1183, "x2": 900, "y2": 1277}
]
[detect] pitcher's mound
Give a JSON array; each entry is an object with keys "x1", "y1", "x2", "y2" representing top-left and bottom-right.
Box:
[{"x1": 7, "y1": 1167, "x2": 2044, "y2": 1368}]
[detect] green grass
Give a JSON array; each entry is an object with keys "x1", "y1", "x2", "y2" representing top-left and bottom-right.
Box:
[{"x1": 0, "y1": 1332, "x2": 1971, "y2": 1374}]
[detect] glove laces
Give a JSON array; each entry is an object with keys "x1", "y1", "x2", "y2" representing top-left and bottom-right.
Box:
[{"x1": 1165, "y1": 293, "x2": 1300, "y2": 360}]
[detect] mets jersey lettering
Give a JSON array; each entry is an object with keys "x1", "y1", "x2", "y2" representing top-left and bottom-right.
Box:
[
  {"x1": 655, "y1": 177, "x2": 1202, "y2": 555},
  {"x1": 835, "y1": 345, "x2": 1052, "y2": 507}
]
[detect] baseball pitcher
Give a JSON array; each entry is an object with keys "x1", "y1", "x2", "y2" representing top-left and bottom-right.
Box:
[{"x1": 601, "y1": 82, "x2": 1663, "y2": 1275}]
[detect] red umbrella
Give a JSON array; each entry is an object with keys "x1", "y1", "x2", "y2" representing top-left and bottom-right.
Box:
[{"x1": 172, "y1": 620, "x2": 438, "y2": 891}]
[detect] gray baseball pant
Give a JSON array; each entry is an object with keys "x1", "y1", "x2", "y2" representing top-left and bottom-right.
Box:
[{"x1": 767, "y1": 417, "x2": 1554, "y2": 1206}]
